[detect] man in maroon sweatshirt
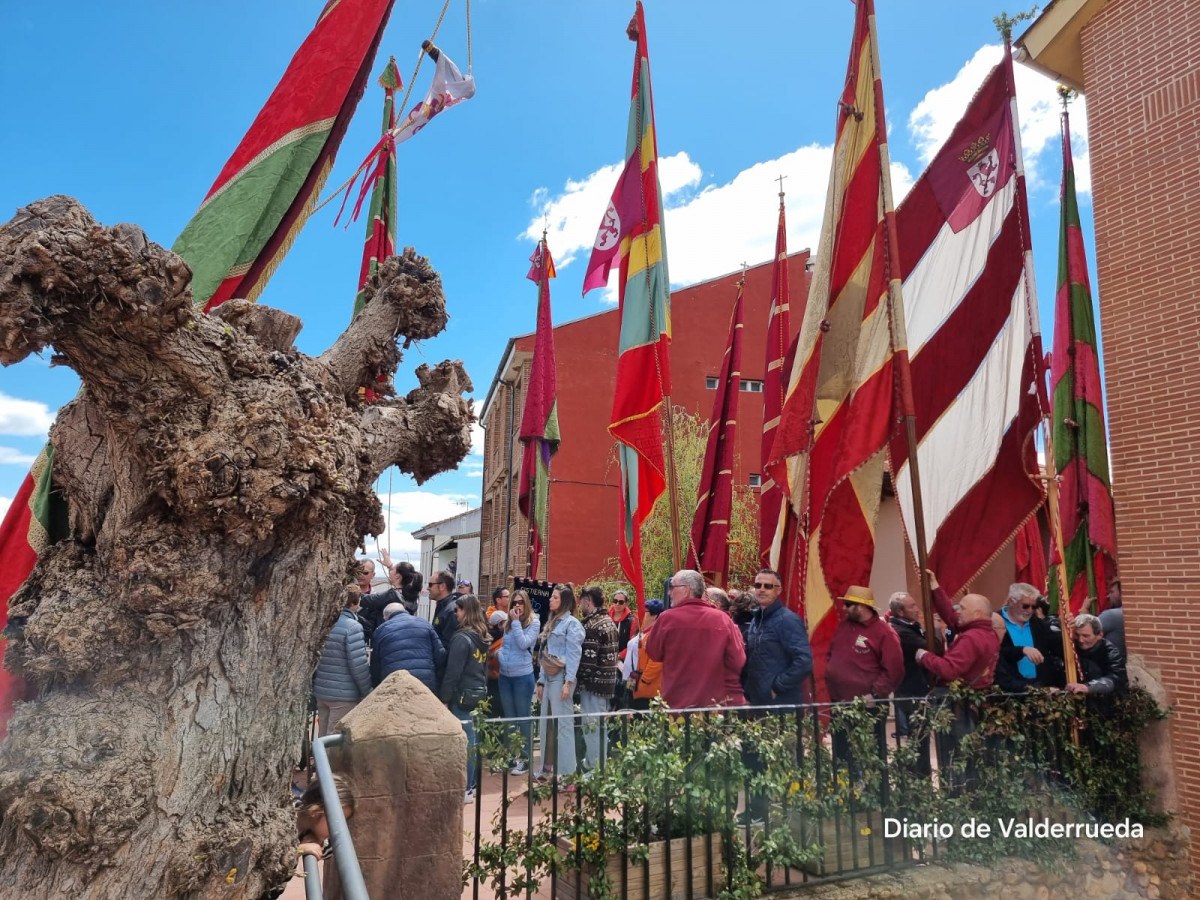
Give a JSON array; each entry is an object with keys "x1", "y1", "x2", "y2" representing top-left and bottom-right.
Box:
[
  {"x1": 915, "y1": 574, "x2": 999, "y2": 689},
  {"x1": 644, "y1": 569, "x2": 747, "y2": 709},
  {"x1": 914, "y1": 570, "x2": 1000, "y2": 788},
  {"x1": 825, "y1": 585, "x2": 904, "y2": 775},
  {"x1": 825, "y1": 586, "x2": 904, "y2": 704}
]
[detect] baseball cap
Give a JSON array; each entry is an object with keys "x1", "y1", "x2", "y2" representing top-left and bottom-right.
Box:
[{"x1": 489, "y1": 610, "x2": 508, "y2": 627}]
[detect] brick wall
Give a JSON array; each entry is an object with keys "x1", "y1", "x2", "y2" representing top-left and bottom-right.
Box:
[
  {"x1": 478, "y1": 252, "x2": 813, "y2": 598},
  {"x1": 1080, "y1": 0, "x2": 1200, "y2": 874}
]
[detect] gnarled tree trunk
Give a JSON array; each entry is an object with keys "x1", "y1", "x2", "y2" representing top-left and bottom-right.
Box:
[{"x1": 0, "y1": 196, "x2": 474, "y2": 898}]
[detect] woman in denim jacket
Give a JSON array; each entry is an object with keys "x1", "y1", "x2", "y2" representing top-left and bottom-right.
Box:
[
  {"x1": 498, "y1": 590, "x2": 542, "y2": 774},
  {"x1": 534, "y1": 584, "x2": 585, "y2": 780}
]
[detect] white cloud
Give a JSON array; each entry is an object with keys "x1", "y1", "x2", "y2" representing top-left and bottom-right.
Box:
[
  {"x1": 524, "y1": 147, "x2": 914, "y2": 302},
  {"x1": 0, "y1": 496, "x2": 10, "y2": 523},
  {"x1": 0, "y1": 446, "x2": 37, "y2": 465},
  {"x1": 523, "y1": 151, "x2": 703, "y2": 272},
  {"x1": 908, "y1": 44, "x2": 1091, "y2": 192},
  {"x1": 366, "y1": 489, "x2": 475, "y2": 562},
  {"x1": 0, "y1": 392, "x2": 55, "y2": 437}
]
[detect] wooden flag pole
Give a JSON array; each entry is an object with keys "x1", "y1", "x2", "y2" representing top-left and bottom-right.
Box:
[
  {"x1": 1041, "y1": 425, "x2": 1081, "y2": 680},
  {"x1": 866, "y1": 4, "x2": 936, "y2": 648},
  {"x1": 1044, "y1": 94, "x2": 1082, "y2": 686},
  {"x1": 662, "y1": 397, "x2": 684, "y2": 573}
]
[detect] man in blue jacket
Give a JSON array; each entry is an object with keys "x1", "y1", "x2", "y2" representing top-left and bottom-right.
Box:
[
  {"x1": 313, "y1": 587, "x2": 373, "y2": 736},
  {"x1": 371, "y1": 602, "x2": 447, "y2": 694},
  {"x1": 743, "y1": 568, "x2": 813, "y2": 705},
  {"x1": 738, "y1": 568, "x2": 813, "y2": 825}
]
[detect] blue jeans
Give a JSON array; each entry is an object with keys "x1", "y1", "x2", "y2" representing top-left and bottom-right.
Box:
[
  {"x1": 450, "y1": 703, "x2": 478, "y2": 791},
  {"x1": 499, "y1": 672, "x2": 536, "y2": 763},
  {"x1": 579, "y1": 689, "x2": 610, "y2": 771}
]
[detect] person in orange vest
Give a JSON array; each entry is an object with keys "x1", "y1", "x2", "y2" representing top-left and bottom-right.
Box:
[{"x1": 620, "y1": 599, "x2": 664, "y2": 710}]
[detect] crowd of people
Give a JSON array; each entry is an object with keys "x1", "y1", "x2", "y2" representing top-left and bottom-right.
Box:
[{"x1": 311, "y1": 556, "x2": 1129, "y2": 812}]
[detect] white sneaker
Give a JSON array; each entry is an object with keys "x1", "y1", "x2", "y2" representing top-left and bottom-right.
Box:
[{"x1": 464, "y1": 788, "x2": 476, "y2": 804}]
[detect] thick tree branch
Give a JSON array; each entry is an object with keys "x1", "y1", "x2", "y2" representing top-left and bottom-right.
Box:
[
  {"x1": 360, "y1": 360, "x2": 475, "y2": 483},
  {"x1": 0, "y1": 195, "x2": 192, "y2": 369},
  {"x1": 321, "y1": 248, "x2": 449, "y2": 402}
]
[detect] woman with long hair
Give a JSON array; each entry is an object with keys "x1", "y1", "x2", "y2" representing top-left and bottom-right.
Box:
[
  {"x1": 439, "y1": 593, "x2": 490, "y2": 803},
  {"x1": 534, "y1": 584, "x2": 585, "y2": 781},
  {"x1": 497, "y1": 589, "x2": 541, "y2": 775},
  {"x1": 396, "y1": 560, "x2": 424, "y2": 614}
]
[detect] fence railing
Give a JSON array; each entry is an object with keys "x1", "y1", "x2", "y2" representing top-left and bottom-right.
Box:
[
  {"x1": 301, "y1": 734, "x2": 370, "y2": 900},
  {"x1": 465, "y1": 687, "x2": 1162, "y2": 900}
]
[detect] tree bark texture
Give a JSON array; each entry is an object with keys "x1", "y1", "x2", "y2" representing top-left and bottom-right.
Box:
[{"x1": 0, "y1": 196, "x2": 474, "y2": 898}]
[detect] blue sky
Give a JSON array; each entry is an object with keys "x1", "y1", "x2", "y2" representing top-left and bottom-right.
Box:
[{"x1": 0, "y1": 1, "x2": 1094, "y2": 561}]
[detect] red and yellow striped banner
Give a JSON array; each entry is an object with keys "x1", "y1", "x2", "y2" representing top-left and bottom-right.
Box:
[{"x1": 767, "y1": 0, "x2": 898, "y2": 694}]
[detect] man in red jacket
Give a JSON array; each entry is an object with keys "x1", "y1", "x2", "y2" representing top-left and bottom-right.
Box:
[
  {"x1": 914, "y1": 570, "x2": 1000, "y2": 788},
  {"x1": 825, "y1": 585, "x2": 903, "y2": 776},
  {"x1": 825, "y1": 586, "x2": 904, "y2": 704},
  {"x1": 914, "y1": 575, "x2": 999, "y2": 689},
  {"x1": 644, "y1": 569, "x2": 746, "y2": 709}
]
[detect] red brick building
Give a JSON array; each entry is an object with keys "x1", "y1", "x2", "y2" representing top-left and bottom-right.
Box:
[
  {"x1": 477, "y1": 252, "x2": 812, "y2": 597},
  {"x1": 1020, "y1": 0, "x2": 1200, "y2": 876}
]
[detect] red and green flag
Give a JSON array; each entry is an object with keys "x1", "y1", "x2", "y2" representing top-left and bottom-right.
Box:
[
  {"x1": 687, "y1": 283, "x2": 743, "y2": 585},
  {"x1": 1049, "y1": 106, "x2": 1116, "y2": 615},
  {"x1": 0, "y1": 446, "x2": 67, "y2": 740},
  {"x1": 583, "y1": 2, "x2": 672, "y2": 612},
  {"x1": 174, "y1": 0, "x2": 397, "y2": 311},
  {"x1": 518, "y1": 239, "x2": 560, "y2": 579},
  {"x1": 353, "y1": 57, "x2": 401, "y2": 320}
]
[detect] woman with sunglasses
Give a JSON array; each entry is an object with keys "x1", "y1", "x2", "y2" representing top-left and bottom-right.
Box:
[
  {"x1": 497, "y1": 590, "x2": 541, "y2": 775},
  {"x1": 608, "y1": 589, "x2": 639, "y2": 708}
]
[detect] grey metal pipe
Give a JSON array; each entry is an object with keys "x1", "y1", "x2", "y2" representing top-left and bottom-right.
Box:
[
  {"x1": 312, "y1": 734, "x2": 370, "y2": 900},
  {"x1": 302, "y1": 852, "x2": 322, "y2": 900}
]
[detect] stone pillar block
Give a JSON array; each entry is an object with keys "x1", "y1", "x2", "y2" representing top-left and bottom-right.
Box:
[
  {"x1": 323, "y1": 670, "x2": 466, "y2": 900},
  {"x1": 1130, "y1": 657, "x2": 1179, "y2": 816}
]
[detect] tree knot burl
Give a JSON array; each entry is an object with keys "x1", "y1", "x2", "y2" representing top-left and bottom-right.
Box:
[{"x1": 0, "y1": 196, "x2": 475, "y2": 899}]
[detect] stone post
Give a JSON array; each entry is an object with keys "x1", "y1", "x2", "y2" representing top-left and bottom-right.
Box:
[
  {"x1": 323, "y1": 671, "x2": 466, "y2": 900},
  {"x1": 1129, "y1": 658, "x2": 1180, "y2": 816}
]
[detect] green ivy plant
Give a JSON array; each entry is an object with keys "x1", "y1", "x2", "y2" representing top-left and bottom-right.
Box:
[{"x1": 466, "y1": 687, "x2": 1166, "y2": 897}]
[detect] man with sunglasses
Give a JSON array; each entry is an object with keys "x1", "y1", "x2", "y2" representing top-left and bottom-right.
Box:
[
  {"x1": 644, "y1": 569, "x2": 746, "y2": 709},
  {"x1": 429, "y1": 571, "x2": 460, "y2": 650},
  {"x1": 737, "y1": 569, "x2": 813, "y2": 826},
  {"x1": 742, "y1": 569, "x2": 812, "y2": 707},
  {"x1": 991, "y1": 582, "x2": 1065, "y2": 693}
]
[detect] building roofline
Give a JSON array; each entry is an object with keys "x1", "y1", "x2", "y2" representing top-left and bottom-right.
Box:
[
  {"x1": 1014, "y1": 0, "x2": 1106, "y2": 92},
  {"x1": 411, "y1": 505, "x2": 481, "y2": 539},
  {"x1": 480, "y1": 338, "x2": 520, "y2": 426},
  {"x1": 477, "y1": 249, "x2": 812, "y2": 427}
]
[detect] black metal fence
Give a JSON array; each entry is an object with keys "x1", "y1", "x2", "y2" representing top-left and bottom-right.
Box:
[{"x1": 465, "y1": 688, "x2": 1161, "y2": 900}]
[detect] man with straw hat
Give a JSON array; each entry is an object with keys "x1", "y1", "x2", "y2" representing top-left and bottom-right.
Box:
[{"x1": 825, "y1": 585, "x2": 903, "y2": 772}]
